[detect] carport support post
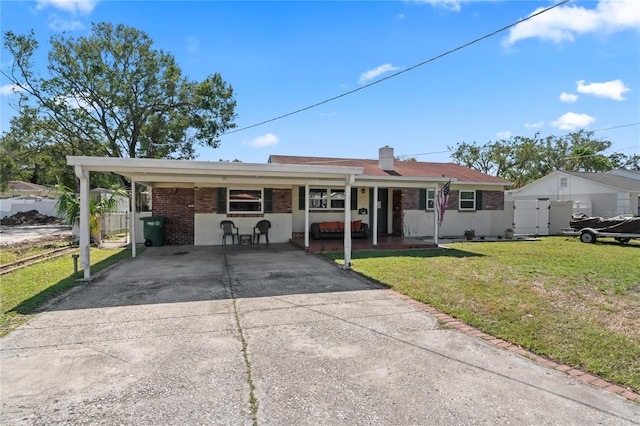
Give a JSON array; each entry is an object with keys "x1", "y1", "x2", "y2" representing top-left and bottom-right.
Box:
[
  {"x1": 343, "y1": 179, "x2": 353, "y2": 269},
  {"x1": 131, "y1": 178, "x2": 137, "y2": 258},
  {"x1": 304, "y1": 184, "x2": 310, "y2": 248},
  {"x1": 75, "y1": 166, "x2": 91, "y2": 279}
]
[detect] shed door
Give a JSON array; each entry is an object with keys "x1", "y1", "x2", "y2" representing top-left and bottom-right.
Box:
[{"x1": 514, "y1": 199, "x2": 550, "y2": 235}]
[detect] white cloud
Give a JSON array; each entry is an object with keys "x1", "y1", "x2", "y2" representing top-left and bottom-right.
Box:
[
  {"x1": 413, "y1": 0, "x2": 463, "y2": 12},
  {"x1": 550, "y1": 112, "x2": 595, "y2": 130},
  {"x1": 36, "y1": 0, "x2": 98, "y2": 15},
  {"x1": 504, "y1": 0, "x2": 640, "y2": 46},
  {"x1": 48, "y1": 15, "x2": 84, "y2": 31},
  {"x1": 359, "y1": 64, "x2": 400, "y2": 85},
  {"x1": 525, "y1": 121, "x2": 544, "y2": 129},
  {"x1": 559, "y1": 92, "x2": 578, "y2": 103},
  {"x1": 185, "y1": 36, "x2": 200, "y2": 55},
  {"x1": 0, "y1": 84, "x2": 26, "y2": 96},
  {"x1": 496, "y1": 131, "x2": 512, "y2": 139},
  {"x1": 246, "y1": 133, "x2": 279, "y2": 148},
  {"x1": 576, "y1": 79, "x2": 630, "y2": 101}
]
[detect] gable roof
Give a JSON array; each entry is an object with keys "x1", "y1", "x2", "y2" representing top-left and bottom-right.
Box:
[
  {"x1": 563, "y1": 171, "x2": 640, "y2": 192},
  {"x1": 269, "y1": 155, "x2": 510, "y2": 185},
  {"x1": 7, "y1": 180, "x2": 51, "y2": 192},
  {"x1": 608, "y1": 169, "x2": 640, "y2": 181}
]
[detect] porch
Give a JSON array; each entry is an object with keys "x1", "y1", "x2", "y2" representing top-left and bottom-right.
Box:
[{"x1": 289, "y1": 235, "x2": 437, "y2": 252}]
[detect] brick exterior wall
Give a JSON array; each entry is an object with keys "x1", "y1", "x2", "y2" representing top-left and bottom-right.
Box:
[
  {"x1": 480, "y1": 190, "x2": 504, "y2": 210},
  {"x1": 273, "y1": 189, "x2": 292, "y2": 213},
  {"x1": 448, "y1": 190, "x2": 459, "y2": 211},
  {"x1": 152, "y1": 188, "x2": 194, "y2": 245},
  {"x1": 194, "y1": 187, "x2": 217, "y2": 213},
  {"x1": 402, "y1": 189, "x2": 420, "y2": 210}
]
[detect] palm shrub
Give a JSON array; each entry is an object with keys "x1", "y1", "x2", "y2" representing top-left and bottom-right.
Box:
[{"x1": 55, "y1": 184, "x2": 128, "y2": 244}]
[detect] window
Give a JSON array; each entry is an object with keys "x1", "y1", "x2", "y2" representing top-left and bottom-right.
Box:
[
  {"x1": 309, "y1": 189, "x2": 327, "y2": 209},
  {"x1": 309, "y1": 188, "x2": 345, "y2": 209},
  {"x1": 459, "y1": 190, "x2": 476, "y2": 211},
  {"x1": 330, "y1": 189, "x2": 345, "y2": 209},
  {"x1": 560, "y1": 177, "x2": 568, "y2": 188},
  {"x1": 427, "y1": 188, "x2": 436, "y2": 210},
  {"x1": 299, "y1": 187, "x2": 357, "y2": 210},
  {"x1": 229, "y1": 189, "x2": 263, "y2": 213}
]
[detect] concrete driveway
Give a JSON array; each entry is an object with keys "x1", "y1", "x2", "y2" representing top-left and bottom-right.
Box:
[{"x1": 1, "y1": 244, "x2": 638, "y2": 425}]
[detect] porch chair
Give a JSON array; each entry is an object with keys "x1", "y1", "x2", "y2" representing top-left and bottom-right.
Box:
[
  {"x1": 253, "y1": 220, "x2": 271, "y2": 245},
  {"x1": 220, "y1": 220, "x2": 239, "y2": 245}
]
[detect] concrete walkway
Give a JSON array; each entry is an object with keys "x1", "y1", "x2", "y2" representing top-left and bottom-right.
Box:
[{"x1": 1, "y1": 244, "x2": 638, "y2": 425}]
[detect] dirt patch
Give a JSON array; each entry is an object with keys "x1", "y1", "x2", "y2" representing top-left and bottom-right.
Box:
[{"x1": 1, "y1": 210, "x2": 64, "y2": 226}]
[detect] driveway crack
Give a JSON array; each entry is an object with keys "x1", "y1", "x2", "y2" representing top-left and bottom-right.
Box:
[{"x1": 223, "y1": 253, "x2": 258, "y2": 426}]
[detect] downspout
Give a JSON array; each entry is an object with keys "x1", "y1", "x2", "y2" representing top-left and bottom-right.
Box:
[
  {"x1": 74, "y1": 165, "x2": 91, "y2": 280},
  {"x1": 131, "y1": 178, "x2": 137, "y2": 258},
  {"x1": 304, "y1": 184, "x2": 310, "y2": 248},
  {"x1": 343, "y1": 175, "x2": 354, "y2": 269}
]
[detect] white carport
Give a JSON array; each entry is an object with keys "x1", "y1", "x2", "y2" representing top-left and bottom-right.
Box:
[{"x1": 67, "y1": 156, "x2": 362, "y2": 279}]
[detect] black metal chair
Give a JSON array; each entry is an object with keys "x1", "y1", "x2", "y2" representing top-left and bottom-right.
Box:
[
  {"x1": 253, "y1": 220, "x2": 271, "y2": 245},
  {"x1": 220, "y1": 220, "x2": 239, "y2": 245}
]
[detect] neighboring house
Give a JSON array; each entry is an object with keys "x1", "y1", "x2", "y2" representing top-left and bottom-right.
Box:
[
  {"x1": 67, "y1": 147, "x2": 511, "y2": 278},
  {"x1": 0, "y1": 181, "x2": 62, "y2": 219},
  {"x1": 506, "y1": 170, "x2": 640, "y2": 234},
  {"x1": 0, "y1": 180, "x2": 58, "y2": 198}
]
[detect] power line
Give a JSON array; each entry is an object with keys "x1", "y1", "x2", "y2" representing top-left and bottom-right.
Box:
[{"x1": 223, "y1": 0, "x2": 570, "y2": 136}]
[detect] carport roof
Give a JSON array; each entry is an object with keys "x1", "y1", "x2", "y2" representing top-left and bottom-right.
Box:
[{"x1": 67, "y1": 156, "x2": 363, "y2": 186}]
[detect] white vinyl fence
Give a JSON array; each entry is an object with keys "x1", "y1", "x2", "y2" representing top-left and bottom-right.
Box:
[{"x1": 101, "y1": 212, "x2": 129, "y2": 237}]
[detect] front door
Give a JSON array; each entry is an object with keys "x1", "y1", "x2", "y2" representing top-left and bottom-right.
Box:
[{"x1": 370, "y1": 188, "x2": 389, "y2": 235}]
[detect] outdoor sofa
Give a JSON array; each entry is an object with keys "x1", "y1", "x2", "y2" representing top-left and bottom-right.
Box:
[{"x1": 310, "y1": 220, "x2": 370, "y2": 240}]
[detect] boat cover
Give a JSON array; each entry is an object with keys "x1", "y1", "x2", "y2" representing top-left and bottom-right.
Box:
[{"x1": 570, "y1": 213, "x2": 640, "y2": 233}]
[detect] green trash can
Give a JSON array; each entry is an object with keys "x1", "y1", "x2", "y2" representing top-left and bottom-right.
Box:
[{"x1": 140, "y1": 216, "x2": 166, "y2": 247}]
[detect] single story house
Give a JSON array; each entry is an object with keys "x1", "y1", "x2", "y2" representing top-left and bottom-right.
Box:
[
  {"x1": 0, "y1": 181, "x2": 62, "y2": 219},
  {"x1": 67, "y1": 146, "x2": 510, "y2": 278}
]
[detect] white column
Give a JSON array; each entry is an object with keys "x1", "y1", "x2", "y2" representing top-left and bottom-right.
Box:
[
  {"x1": 372, "y1": 186, "x2": 378, "y2": 246},
  {"x1": 343, "y1": 181, "x2": 352, "y2": 269},
  {"x1": 434, "y1": 191, "x2": 439, "y2": 246},
  {"x1": 304, "y1": 184, "x2": 310, "y2": 248},
  {"x1": 131, "y1": 179, "x2": 137, "y2": 258},
  {"x1": 75, "y1": 166, "x2": 91, "y2": 279}
]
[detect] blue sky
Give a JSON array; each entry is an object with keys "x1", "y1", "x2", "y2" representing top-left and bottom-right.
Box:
[{"x1": 1, "y1": 0, "x2": 639, "y2": 165}]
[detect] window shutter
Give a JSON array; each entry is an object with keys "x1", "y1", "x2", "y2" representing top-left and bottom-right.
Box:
[
  {"x1": 351, "y1": 188, "x2": 358, "y2": 210},
  {"x1": 264, "y1": 188, "x2": 273, "y2": 213},
  {"x1": 419, "y1": 189, "x2": 426, "y2": 210},
  {"x1": 476, "y1": 190, "x2": 483, "y2": 211},
  {"x1": 217, "y1": 188, "x2": 227, "y2": 214},
  {"x1": 298, "y1": 186, "x2": 305, "y2": 210}
]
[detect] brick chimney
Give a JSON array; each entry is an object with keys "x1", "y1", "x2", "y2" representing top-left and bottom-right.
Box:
[{"x1": 378, "y1": 146, "x2": 394, "y2": 171}]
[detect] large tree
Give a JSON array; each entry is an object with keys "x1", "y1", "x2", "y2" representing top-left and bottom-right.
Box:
[
  {"x1": 2, "y1": 23, "x2": 236, "y2": 188},
  {"x1": 448, "y1": 130, "x2": 625, "y2": 188}
]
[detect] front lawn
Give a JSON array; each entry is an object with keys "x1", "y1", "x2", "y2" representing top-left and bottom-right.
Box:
[
  {"x1": 1, "y1": 248, "x2": 132, "y2": 336},
  {"x1": 325, "y1": 236, "x2": 640, "y2": 392}
]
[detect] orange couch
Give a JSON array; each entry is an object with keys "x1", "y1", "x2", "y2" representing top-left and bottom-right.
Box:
[{"x1": 310, "y1": 220, "x2": 370, "y2": 240}]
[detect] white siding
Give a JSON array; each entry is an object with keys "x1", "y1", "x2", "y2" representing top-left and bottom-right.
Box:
[{"x1": 194, "y1": 213, "x2": 292, "y2": 245}]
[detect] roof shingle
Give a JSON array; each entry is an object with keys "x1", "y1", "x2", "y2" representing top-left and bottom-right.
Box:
[{"x1": 269, "y1": 155, "x2": 510, "y2": 185}]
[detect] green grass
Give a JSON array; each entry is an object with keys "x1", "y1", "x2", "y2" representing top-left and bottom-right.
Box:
[
  {"x1": 325, "y1": 237, "x2": 640, "y2": 392},
  {"x1": 0, "y1": 240, "x2": 73, "y2": 265},
  {"x1": 1, "y1": 248, "x2": 132, "y2": 336}
]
